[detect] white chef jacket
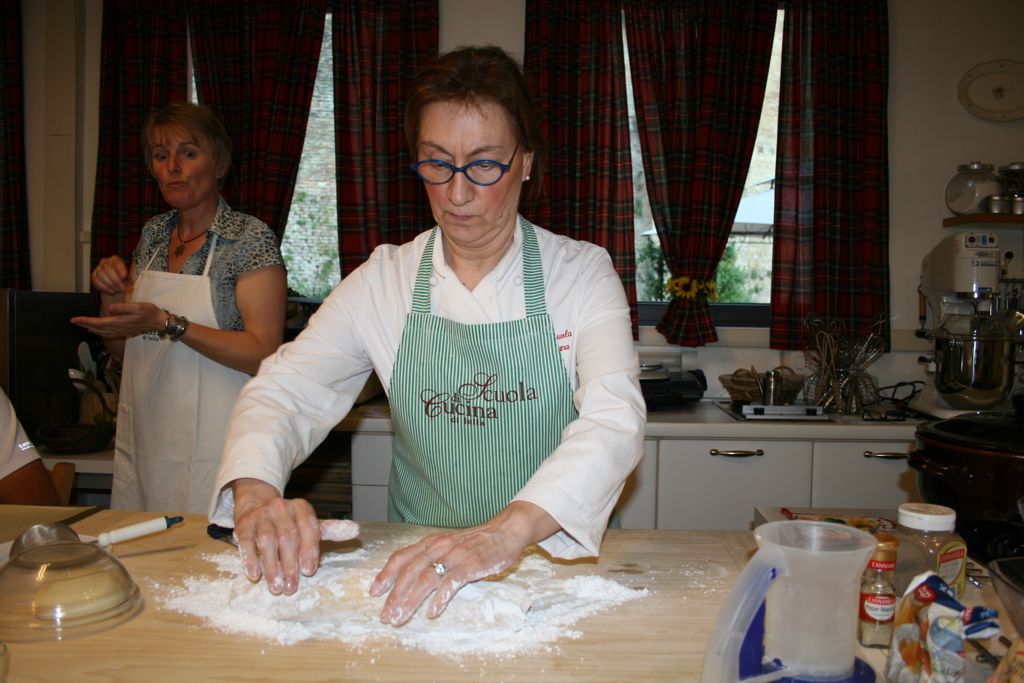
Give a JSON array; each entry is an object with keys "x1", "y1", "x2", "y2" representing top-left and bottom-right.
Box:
[
  {"x1": 211, "y1": 218, "x2": 646, "y2": 559},
  {"x1": 0, "y1": 389, "x2": 41, "y2": 480}
]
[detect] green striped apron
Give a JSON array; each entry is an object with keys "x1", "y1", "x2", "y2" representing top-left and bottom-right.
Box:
[{"x1": 387, "y1": 217, "x2": 577, "y2": 527}]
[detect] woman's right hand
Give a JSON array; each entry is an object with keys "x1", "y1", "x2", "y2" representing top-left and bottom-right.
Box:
[
  {"x1": 91, "y1": 255, "x2": 131, "y2": 295},
  {"x1": 231, "y1": 478, "x2": 322, "y2": 595}
]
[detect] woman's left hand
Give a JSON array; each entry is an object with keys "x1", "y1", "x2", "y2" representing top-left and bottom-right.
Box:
[
  {"x1": 71, "y1": 301, "x2": 166, "y2": 339},
  {"x1": 369, "y1": 501, "x2": 560, "y2": 626}
]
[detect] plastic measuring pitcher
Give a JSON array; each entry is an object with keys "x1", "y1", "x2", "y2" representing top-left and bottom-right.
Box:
[{"x1": 701, "y1": 521, "x2": 878, "y2": 683}]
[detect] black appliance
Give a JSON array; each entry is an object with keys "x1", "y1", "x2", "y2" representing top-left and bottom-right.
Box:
[
  {"x1": 641, "y1": 369, "x2": 706, "y2": 410},
  {"x1": 910, "y1": 394, "x2": 1024, "y2": 563},
  {"x1": 0, "y1": 289, "x2": 100, "y2": 436}
]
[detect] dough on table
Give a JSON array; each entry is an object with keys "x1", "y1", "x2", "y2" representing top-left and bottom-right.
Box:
[
  {"x1": 319, "y1": 519, "x2": 360, "y2": 542},
  {"x1": 228, "y1": 567, "x2": 533, "y2": 633}
]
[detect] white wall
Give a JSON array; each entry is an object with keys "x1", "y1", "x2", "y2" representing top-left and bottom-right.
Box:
[
  {"x1": 439, "y1": 0, "x2": 524, "y2": 61},
  {"x1": 888, "y1": 0, "x2": 1024, "y2": 332},
  {"x1": 22, "y1": 0, "x2": 1024, "y2": 393},
  {"x1": 22, "y1": 0, "x2": 83, "y2": 292}
]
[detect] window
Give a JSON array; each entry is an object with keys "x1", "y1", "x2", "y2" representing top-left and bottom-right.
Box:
[
  {"x1": 189, "y1": 16, "x2": 342, "y2": 300},
  {"x1": 628, "y1": 11, "x2": 784, "y2": 326},
  {"x1": 279, "y1": 15, "x2": 340, "y2": 299}
]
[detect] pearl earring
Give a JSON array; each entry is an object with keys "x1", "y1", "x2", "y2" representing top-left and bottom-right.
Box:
[{"x1": 525, "y1": 175, "x2": 531, "y2": 181}]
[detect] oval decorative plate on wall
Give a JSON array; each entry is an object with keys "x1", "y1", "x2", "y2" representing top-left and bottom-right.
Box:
[{"x1": 957, "y1": 59, "x2": 1024, "y2": 122}]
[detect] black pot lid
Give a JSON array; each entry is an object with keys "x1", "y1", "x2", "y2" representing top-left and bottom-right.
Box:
[{"x1": 917, "y1": 396, "x2": 1024, "y2": 454}]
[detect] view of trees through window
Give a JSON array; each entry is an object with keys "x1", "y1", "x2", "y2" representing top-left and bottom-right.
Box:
[
  {"x1": 272, "y1": 12, "x2": 784, "y2": 306},
  {"x1": 190, "y1": 16, "x2": 341, "y2": 300},
  {"x1": 629, "y1": 11, "x2": 783, "y2": 304},
  {"x1": 280, "y1": 15, "x2": 341, "y2": 299}
]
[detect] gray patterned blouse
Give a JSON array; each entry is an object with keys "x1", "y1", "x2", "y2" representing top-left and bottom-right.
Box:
[{"x1": 132, "y1": 197, "x2": 284, "y2": 331}]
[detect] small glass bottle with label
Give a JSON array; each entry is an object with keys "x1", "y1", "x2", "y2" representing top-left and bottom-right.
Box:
[
  {"x1": 859, "y1": 532, "x2": 899, "y2": 648},
  {"x1": 891, "y1": 503, "x2": 968, "y2": 599}
]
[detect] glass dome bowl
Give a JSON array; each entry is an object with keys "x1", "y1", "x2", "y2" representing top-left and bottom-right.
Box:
[
  {"x1": 990, "y1": 557, "x2": 1024, "y2": 636},
  {"x1": 0, "y1": 538, "x2": 142, "y2": 642}
]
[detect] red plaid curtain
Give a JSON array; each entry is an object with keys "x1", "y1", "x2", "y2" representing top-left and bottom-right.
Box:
[
  {"x1": 624, "y1": 0, "x2": 776, "y2": 346},
  {"x1": 188, "y1": 0, "x2": 327, "y2": 241},
  {"x1": 90, "y1": 0, "x2": 188, "y2": 266},
  {"x1": 523, "y1": 0, "x2": 638, "y2": 337},
  {"x1": 0, "y1": 0, "x2": 30, "y2": 289},
  {"x1": 770, "y1": 0, "x2": 890, "y2": 349},
  {"x1": 331, "y1": 0, "x2": 437, "y2": 275}
]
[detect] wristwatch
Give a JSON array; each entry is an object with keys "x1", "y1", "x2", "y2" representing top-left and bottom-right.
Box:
[{"x1": 158, "y1": 311, "x2": 189, "y2": 341}]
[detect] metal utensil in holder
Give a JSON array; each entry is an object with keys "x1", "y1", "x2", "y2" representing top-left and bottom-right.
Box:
[
  {"x1": 803, "y1": 315, "x2": 886, "y2": 414},
  {"x1": 763, "y1": 369, "x2": 782, "y2": 405}
]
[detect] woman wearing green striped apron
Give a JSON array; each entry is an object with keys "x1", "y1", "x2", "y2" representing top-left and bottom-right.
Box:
[{"x1": 215, "y1": 46, "x2": 645, "y2": 626}]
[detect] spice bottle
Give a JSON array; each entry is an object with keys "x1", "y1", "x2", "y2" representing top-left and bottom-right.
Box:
[
  {"x1": 859, "y1": 533, "x2": 898, "y2": 648},
  {"x1": 891, "y1": 503, "x2": 968, "y2": 598}
]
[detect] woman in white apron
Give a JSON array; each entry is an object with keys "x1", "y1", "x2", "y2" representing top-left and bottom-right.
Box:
[
  {"x1": 213, "y1": 47, "x2": 645, "y2": 624},
  {"x1": 73, "y1": 103, "x2": 286, "y2": 515}
]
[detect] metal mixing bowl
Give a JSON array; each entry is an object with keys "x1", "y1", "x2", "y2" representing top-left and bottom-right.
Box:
[{"x1": 933, "y1": 334, "x2": 1017, "y2": 410}]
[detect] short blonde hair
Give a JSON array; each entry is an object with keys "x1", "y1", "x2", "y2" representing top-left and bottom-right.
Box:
[{"x1": 142, "y1": 102, "x2": 232, "y2": 180}]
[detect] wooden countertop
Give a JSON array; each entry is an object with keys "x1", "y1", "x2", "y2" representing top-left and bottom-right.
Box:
[
  {"x1": 2, "y1": 507, "x2": 758, "y2": 682},
  {"x1": 3, "y1": 507, "x2": 1014, "y2": 681}
]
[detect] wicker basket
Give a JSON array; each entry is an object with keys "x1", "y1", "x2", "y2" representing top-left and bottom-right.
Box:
[
  {"x1": 35, "y1": 422, "x2": 114, "y2": 454},
  {"x1": 79, "y1": 390, "x2": 118, "y2": 424},
  {"x1": 719, "y1": 366, "x2": 806, "y2": 404},
  {"x1": 35, "y1": 377, "x2": 116, "y2": 454}
]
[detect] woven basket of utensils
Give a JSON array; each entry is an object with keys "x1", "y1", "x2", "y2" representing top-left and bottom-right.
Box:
[{"x1": 719, "y1": 366, "x2": 805, "y2": 404}]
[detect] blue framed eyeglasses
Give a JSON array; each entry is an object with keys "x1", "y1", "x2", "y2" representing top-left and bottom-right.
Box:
[{"x1": 410, "y1": 144, "x2": 519, "y2": 186}]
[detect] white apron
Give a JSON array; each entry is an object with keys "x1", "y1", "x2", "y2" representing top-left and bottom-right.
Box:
[{"x1": 112, "y1": 235, "x2": 250, "y2": 514}]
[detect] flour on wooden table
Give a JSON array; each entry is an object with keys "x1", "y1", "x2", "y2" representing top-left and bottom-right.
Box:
[{"x1": 149, "y1": 531, "x2": 649, "y2": 658}]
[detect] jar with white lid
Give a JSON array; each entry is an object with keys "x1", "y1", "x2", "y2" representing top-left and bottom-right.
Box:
[
  {"x1": 945, "y1": 162, "x2": 1003, "y2": 216},
  {"x1": 891, "y1": 503, "x2": 968, "y2": 598}
]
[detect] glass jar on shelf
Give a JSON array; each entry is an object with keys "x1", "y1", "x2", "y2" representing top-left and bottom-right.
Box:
[
  {"x1": 945, "y1": 162, "x2": 1002, "y2": 216},
  {"x1": 999, "y1": 162, "x2": 1024, "y2": 205}
]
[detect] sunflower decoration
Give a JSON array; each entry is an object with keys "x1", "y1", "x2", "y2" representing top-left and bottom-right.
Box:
[
  {"x1": 666, "y1": 275, "x2": 691, "y2": 299},
  {"x1": 666, "y1": 275, "x2": 714, "y2": 301}
]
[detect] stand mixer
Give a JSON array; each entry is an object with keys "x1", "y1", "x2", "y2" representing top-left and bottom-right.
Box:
[{"x1": 914, "y1": 231, "x2": 1023, "y2": 418}]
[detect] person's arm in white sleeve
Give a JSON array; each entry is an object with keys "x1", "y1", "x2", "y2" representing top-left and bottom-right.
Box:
[
  {"x1": 513, "y1": 250, "x2": 646, "y2": 559},
  {"x1": 208, "y1": 268, "x2": 378, "y2": 527}
]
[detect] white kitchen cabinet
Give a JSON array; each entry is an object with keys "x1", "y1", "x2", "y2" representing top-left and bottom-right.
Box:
[
  {"x1": 352, "y1": 433, "x2": 660, "y2": 528},
  {"x1": 615, "y1": 439, "x2": 658, "y2": 529},
  {"x1": 350, "y1": 433, "x2": 393, "y2": 521},
  {"x1": 341, "y1": 401, "x2": 922, "y2": 530},
  {"x1": 811, "y1": 440, "x2": 921, "y2": 509},
  {"x1": 657, "y1": 439, "x2": 813, "y2": 530}
]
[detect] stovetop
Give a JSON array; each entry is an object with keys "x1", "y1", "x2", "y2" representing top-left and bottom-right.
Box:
[{"x1": 714, "y1": 400, "x2": 831, "y2": 421}]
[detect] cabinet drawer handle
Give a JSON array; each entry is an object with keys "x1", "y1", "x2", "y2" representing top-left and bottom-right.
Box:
[
  {"x1": 709, "y1": 448, "x2": 764, "y2": 458},
  {"x1": 862, "y1": 450, "x2": 909, "y2": 460}
]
